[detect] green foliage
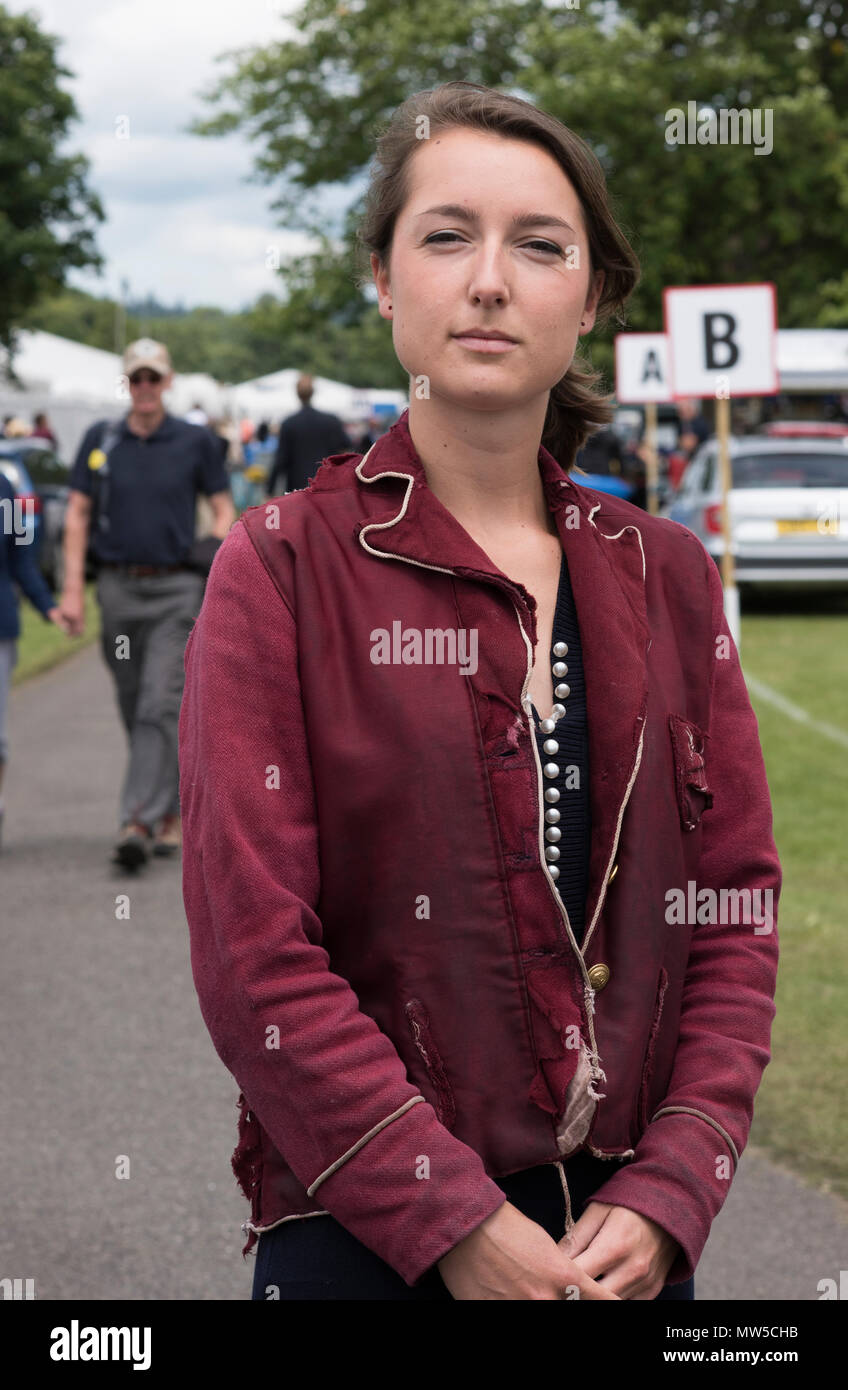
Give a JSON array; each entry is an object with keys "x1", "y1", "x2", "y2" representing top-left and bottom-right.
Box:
[
  {"x1": 0, "y1": 4, "x2": 104, "y2": 364},
  {"x1": 21, "y1": 0, "x2": 848, "y2": 386},
  {"x1": 186, "y1": 0, "x2": 848, "y2": 370},
  {"x1": 25, "y1": 280, "x2": 407, "y2": 387}
]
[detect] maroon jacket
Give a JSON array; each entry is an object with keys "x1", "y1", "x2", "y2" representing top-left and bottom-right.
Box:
[{"x1": 179, "y1": 408, "x2": 780, "y2": 1288}]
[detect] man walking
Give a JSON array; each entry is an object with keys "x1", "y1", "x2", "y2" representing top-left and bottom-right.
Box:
[
  {"x1": 266, "y1": 374, "x2": 352, "y2": 496},
  {"x1": 58, "y1": 338, "x2": 234, "y2": 868}
]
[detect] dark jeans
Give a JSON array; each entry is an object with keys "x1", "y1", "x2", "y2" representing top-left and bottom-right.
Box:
[{"x1": 251, "y1": 1150, "x2": 695, "y2": 1301}]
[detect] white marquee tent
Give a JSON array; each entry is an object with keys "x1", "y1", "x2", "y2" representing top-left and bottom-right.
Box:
[
  {"x1": 0, "y1": 330, "x2": 408, "y2": 460},
  {"x1": 5, "y1": 326, "x2": 847, "y2": 464}
]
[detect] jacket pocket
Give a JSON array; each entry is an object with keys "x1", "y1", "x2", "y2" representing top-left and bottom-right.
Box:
[
  {"x1": 668, "y1": 713, "x2": 714, "y2": 831},
  {"x1": 404, "y1": 998, "x2": 457, "y2": 1132},
  {"x1": 636, "y1": 968, "x2": 669, "y2": 1134}
]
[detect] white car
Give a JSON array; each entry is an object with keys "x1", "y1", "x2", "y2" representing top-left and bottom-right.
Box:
[{"x1": 663, "y1": 435, "x2": 848, "y2": 588}]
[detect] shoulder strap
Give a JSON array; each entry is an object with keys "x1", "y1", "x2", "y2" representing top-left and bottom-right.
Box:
[
  {"x1": 90, "y1": 418, "x2": 123, "y2": 535},
  {"x1": 99, "y1": 419, "x2": 123, "y2": 458}
]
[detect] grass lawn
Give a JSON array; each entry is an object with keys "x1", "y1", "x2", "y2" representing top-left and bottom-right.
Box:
[
  {"x1": 8, "y1": 580, "x2": 848, "y2": 1197},
  {"x1": 11, "y1": 582, "x2": 101, "y2": 685},
  {"x1": 738, "y1": 593, "x2": 848, "y2": 1199}
]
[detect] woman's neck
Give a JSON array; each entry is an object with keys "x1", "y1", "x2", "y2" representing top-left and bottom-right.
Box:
[{"x1": 407, "y1": 396, "x2": 554, "y2": 540}]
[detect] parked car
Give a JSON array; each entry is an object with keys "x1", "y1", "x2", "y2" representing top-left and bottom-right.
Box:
[
  {"x1": 0, "y1": 442, "x2": 45, "y2": 568},
  {"x1": 662, "y1": 436, "x2": 848, "y2": 588},
  {"x1": 758, "y1": 421, "x2": 848, "y2": 440},
  {"x1": 0, "y1": 436, "x2": 91, "y2": 592}
]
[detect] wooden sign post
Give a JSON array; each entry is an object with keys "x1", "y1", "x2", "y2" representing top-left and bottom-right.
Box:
[
  {"x1": 614, "y1": 332, "x2": 671, "y2": 517},
  {"x1": 664, "y1": 283, "x2": 779, "y2": 651}
]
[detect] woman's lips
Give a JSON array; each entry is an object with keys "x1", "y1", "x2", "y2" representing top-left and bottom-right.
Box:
[{"x1": 452, "y1": 334, "x2": 518, "y2": 354}]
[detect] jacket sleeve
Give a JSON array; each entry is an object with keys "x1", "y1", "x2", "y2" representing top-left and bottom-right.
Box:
[
  {"x1": 178, "y1": 518, "x2": 506, "y2": 1287},
  {"x1": 587, "y1": 538, "x2": 781, "y2": 1284},
  {"x1": 8, "y1": 527, "x2": 56, "y2": 619}
]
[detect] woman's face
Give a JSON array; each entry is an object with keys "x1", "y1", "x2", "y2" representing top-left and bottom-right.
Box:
[{"x1": 370, "y1": 127, "x2": 605, "y2": 416}]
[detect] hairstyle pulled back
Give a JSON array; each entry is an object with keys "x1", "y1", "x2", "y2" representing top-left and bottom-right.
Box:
[{"x1": 355, "y1": 81, "x2": 640, "y2": 470}]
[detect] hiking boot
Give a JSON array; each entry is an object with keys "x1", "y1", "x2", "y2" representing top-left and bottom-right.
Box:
[
  {"x1": 113, "y1": 821, "x2": 152, "y2": 868},
  {"x1": 153, "y1": 813, "x2": 182, "y2": 857}
]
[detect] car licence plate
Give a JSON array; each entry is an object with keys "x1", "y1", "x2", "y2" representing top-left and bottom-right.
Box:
[{"x1": 776, "y1": 519, "x2": 831, "y2": 534}]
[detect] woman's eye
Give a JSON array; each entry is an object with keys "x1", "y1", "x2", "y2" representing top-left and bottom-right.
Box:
[
  {"x1": 424, "y1": 232, "x2": 562, "y2": 255},
  {"x1": 526, "y1": 240, "x2": 563, "y2": 255}
]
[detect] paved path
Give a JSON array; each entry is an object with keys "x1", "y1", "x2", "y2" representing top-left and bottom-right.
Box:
[{"x1": 1, "y1": 644, "x2": 845, "y2": 1300}]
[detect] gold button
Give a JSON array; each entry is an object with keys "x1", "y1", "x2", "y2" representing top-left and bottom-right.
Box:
[
  {"x1": 587, "y1": 963, "x2": 610, "y2": 991},
  {"x1": 607, "y1": 863, "x2": 619, "y2": 884}
]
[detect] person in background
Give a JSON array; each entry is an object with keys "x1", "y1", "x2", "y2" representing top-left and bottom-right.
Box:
[
  {"x1": 0, "y1": 472, "x2": 70, "y2": 848},
  {"x1": 30, "y1": 412, "x2": 58, "y2": 447},
  {"x1": 57, "y1": 337, "x2": 235, "y2": 869},
  {"x1": 3, "y1": 418, "x2": 29, "y2": 439},
  {"x1": 266, "y1": 375, "x2": 351, "y2": 496},
  {"x1": 242, "y1": 420, "x2": 276, "y2": 510},
  {"x1": 353, "y1": 414, "x2": 383, "y2": 452},
  {"x1": 209, "y1": 416, "x2": 243, "y2": 469},
  {"x1": 675, "y1": 398, "x2": 710, "y2": 458}
]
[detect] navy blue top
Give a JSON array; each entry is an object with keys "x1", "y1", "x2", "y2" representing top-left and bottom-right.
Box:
[
  {"x1": 0, "y1": 471, "x2": 56, "y2": 640},
  {"x1": 68, "y1": 414, "x2": 229, "y2": 566},
  {"x1": 530, "y1": 550, "x2": 590, "y2": 946}
]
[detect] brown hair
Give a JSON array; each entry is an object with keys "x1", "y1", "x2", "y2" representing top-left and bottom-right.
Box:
[{"x1": 355, "y1": 81, "x2": 640, "y2": 471}]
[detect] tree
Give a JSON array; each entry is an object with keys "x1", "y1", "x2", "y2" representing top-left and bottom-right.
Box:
[
  {"x1": 0, "y1": 6, "x2": 104, "y2": 371},
  {"x1": 189, "y1": 0, "x2": 848, "y2": 391}
]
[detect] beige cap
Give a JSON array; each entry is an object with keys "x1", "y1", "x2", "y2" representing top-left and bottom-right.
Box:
[{"x1": 123, "y1": 338, "x2": 171, "y2": 376}]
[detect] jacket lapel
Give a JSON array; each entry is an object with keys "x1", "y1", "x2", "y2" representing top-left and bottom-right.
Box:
[{"x1": 353, "y1": 411, "x2": 649, "y2": 949}]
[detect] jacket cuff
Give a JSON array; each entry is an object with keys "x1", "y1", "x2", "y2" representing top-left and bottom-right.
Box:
[
  {"x1": 304, "y1": 1095, "x2": 508, "y2": 1286},
  {"x1": 584, "y1": 1108, "x2": 741, "y2": 1284}
]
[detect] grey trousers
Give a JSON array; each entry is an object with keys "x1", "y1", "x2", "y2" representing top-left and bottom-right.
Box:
[{"x1": 96, "y1": 567, "x2": 205, "y2": 829}]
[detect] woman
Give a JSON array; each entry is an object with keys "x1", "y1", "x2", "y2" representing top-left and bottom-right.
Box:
[{"x1": 179, "y1": 82, "x2": 780, "y2": 1301}]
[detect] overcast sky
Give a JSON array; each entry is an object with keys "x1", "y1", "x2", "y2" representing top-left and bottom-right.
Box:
[{"x1": 9, "y1": 0, "x2": 357, "y2": 311}]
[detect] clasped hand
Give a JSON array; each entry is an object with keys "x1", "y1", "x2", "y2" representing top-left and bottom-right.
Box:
[
  {"x1": 561, "y1": 1201, "x2": 680, "y2": 1300},
  {"x1": 437, "y1": 1196, "x2": 679, "y2": 1300}
]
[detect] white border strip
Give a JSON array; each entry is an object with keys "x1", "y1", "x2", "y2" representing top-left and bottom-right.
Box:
[{"x1": 744, "y1": 673, "x2": 848, "y2": 751}]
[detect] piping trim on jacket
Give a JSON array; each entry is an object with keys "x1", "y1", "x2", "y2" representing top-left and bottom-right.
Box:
[
  {"x1": 553, "y1": 1159, "x2": 575, "y2": 1241},
  {"x1": 512, "y1": 599, "x2": 605, "y2": 1096},
  {"x1": 581, "y1": 716, "x2": 647, "y2": 961},
  {"x1": 355, "y1": 452, "x2": 462, "y2": 581},
  {"x1": 587, "y1": 1143, "x2": 636, "y2": 1160},
  {"x1": 305, "y1": 1095, "x2": 426, "y2": 1197},
  {"x1": 579, "y1": 506, "x2": 648, "y2": 959},
  {"x1": 650, "y1": 1105, "x2": 740, "y2": 1167},
  {"x1": 587, "y1": 502, "x2": 648, "y2": 582},
  {"x1": 242, "y1": 1208, "x2": 331, "y2": 1240}
]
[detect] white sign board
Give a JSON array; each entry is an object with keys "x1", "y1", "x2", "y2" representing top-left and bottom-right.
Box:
[
  {"x1": 664, "y1": 282, "x2": 778, "y2": 398},
  {"x1": 614, "y1": 333, "x2": 672, "y2": 403}
]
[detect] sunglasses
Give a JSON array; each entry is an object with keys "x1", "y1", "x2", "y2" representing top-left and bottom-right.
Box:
[{"x1": 129, "y1": 370, "x2": 163, "y2": 386}]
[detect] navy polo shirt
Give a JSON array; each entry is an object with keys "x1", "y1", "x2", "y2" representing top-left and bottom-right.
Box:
[{"x1": 68, "y1": 413, "x2": 229, "y2": 566}]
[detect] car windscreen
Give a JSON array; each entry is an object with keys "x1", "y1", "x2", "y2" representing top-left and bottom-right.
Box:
[
  {"x1": 0, "y1": 459, "x2": 31, "y2": 493},
  {"x1": 18, "y1": 447, "x2": 64, "y2": 483},
  {"x1": 732, "y1": 452, "x2": 848, "y2": 488}
]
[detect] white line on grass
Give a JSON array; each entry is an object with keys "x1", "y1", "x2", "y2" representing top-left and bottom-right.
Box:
[{"x1": 744, "y1": 673, "x2": 848, "y2": 751}]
